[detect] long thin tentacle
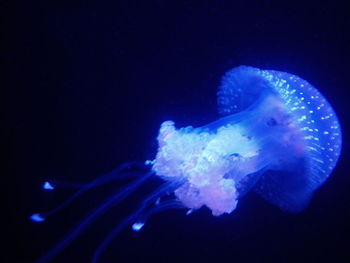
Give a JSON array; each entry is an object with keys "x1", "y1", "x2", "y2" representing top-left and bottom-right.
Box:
[
  {"x1": 34, "y1": 171, "x2": 154, "y2": 263},
  {"x1": 131, "y1": 200, "x2": 185, "y2": 232},
  {"x1": 31, "y1": 161, "x2": 147, "y2": 222},
  {"x1": 92, "y1": 180, "x2": 183, "y2": 263}
]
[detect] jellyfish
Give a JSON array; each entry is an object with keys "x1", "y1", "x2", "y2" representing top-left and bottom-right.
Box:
[{"x1": 30, "y1": 66, "x2": 342, "y2": 262}]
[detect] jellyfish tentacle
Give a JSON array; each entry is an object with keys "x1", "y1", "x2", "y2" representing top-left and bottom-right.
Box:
[
  {"x1": 33, "y1": 171, "x2": 154, "y2": 263},
  {"x1": 31, "y1": 161, "x2": 147, "y2": 222},
  {"x1": 42, "y1": 180, "x2": 87, "y2": 190},
  {"x1": 92, "y1": 180, "x2": 183, "y2": 263},
  {"x1": 131, "y1": 199, "x2": 185, "y2": 232}
]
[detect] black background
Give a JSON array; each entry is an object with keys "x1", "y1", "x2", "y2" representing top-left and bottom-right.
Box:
[{"x1": 4, "y1": 1, "x2": 350, "y2": 262}]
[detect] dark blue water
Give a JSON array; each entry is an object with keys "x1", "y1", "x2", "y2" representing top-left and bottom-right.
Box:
[{"x1": 4, "y1": 1, "x2": 349, "y2": 262}]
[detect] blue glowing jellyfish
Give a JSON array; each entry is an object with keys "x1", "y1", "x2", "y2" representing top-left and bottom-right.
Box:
[{"x1": 31, "y1": 66, "x2": 342, "y2": 262}]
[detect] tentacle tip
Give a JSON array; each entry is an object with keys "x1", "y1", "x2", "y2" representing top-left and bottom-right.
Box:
[
  {"x1": 131, "y1": 222, "x2": 145, "y2": 232},
  {"x1": 30, "y1": 213, "x2": 46, "y2": 222},
  {"x1": 186, "y1": 209, "x2": 193, "y2": 215},
  {"x1": 42, "y1": 181, "x2": 55, "y2": 191}
]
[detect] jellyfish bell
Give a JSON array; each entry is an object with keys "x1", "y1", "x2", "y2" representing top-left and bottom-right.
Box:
[{"x1": 31, "y1": 66, "x2": 342, "y2": 262}]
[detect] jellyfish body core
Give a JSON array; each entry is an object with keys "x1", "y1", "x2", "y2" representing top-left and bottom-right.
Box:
[
  {"x1": 152, "y1": 94, "x2": 297, "y2": 215},
  {"x1": 31, "y1": 66, "x2": 342, "y2": 262}
]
